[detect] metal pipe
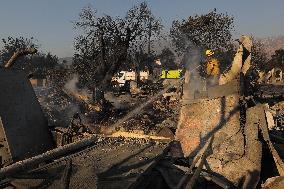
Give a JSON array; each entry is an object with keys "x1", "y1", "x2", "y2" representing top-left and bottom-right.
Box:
[{"x1": 0, "y1": 135, "x2": 98, "y2": 179}]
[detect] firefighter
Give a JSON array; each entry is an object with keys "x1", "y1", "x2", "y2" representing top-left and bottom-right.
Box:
[{"x1": 205, "y1": 49, "x2": 220, "y2": 86}]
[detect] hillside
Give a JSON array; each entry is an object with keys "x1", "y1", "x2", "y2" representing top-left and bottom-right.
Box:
[{"x1": 260, "y1": 35, "x2": 284, "y2": 57}]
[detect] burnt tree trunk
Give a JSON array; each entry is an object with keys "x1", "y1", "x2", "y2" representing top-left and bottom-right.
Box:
[{"x1": 96, "y1": 32, "x2": 131, "y2": 90}]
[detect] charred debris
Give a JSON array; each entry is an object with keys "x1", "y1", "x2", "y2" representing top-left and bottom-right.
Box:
[{"x1": 1, "y1": 36, "x2": 284, "y2": 189}]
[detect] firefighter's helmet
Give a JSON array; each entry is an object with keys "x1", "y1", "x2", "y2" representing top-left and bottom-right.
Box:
[{"x1": 205, "y1": 49, "x2": 214, "y2": 57}]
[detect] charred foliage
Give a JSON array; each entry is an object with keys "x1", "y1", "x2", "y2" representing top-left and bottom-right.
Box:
[
  {"x1": 0, "y1": 36, "x2": 58, "y2": 75},
  {"x1": 170, "y1": 9, "x2": 235, "y2": 74},
  {"x1": 73, "y1": 2, "x2": 162, "y2": 90},
  {"x1": 251, "y1": 39, "x2": 268, "y2": 72},
  {"x1": 170, "y1": 9, "x2": 234, "y2": 54}
]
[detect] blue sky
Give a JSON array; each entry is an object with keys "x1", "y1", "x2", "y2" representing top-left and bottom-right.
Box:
[{"x1": 0, "y1": 0, "x2": 283, "y2": 57}]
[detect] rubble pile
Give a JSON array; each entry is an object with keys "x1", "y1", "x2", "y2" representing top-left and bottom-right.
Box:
[
  {"x1": 34, "y1": 86, "x2": 83, "y2": 127},
  {"x1": 120, "y1": 93, "x2": 181, "y2": 135},
  {"x1": 5, "y1": 34, "x2": 284, "y2": 189}
]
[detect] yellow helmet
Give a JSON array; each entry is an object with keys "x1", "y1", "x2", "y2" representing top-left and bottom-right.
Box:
[{"x1": 205, "y1": 50, "x2": 214, "y2": 56}]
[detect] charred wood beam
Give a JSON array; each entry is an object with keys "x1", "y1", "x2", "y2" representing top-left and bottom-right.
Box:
[
  {"x1": 183, "y1": 136, "x2": 214, "y2": 189},
  {"x1": 4, "y1": 48, "x2": 37, "y2": 68},
  {"x1": 128, "y1": 146, "x2": 171, "y2": 189},
  {"x1": 174, "y1": 136, "x2": 214, "y2": 189}
]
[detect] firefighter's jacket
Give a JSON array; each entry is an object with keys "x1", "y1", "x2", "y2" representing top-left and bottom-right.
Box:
[{"x1": 206, "y1": 58, "x2": 220, "y2": 76}]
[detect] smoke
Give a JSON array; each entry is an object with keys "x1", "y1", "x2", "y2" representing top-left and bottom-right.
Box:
[
  {"x1": 63, "y1": 75, "x2": 83, "y2": 121},
  {"x1": 183, "y1": 45, "x2": 201, "y2": 71},
  {"x1": 182, "y1": 45, "x2": 206, "y2": 99},
  {"x1": 64, "y1": 74, "x2": 92, "y2": 101},
  {"x1": 34, "y1": 86, "x2": 80, "y2": 127},
  {"x1": 33, "y1": 74, "x2": 94, "y2": 127},
  {"x1": 64, "y1": 74, "x2": 79, "y2": 94},
  {"x1": 63, "y1": 74, "x2": 94, "y2": 123}
]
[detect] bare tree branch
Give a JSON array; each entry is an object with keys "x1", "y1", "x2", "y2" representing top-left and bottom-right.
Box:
[{"x1": 4, "y1": 47, "x2": 37, "y2": 68}]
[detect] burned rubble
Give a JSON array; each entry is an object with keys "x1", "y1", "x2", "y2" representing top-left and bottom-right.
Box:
[
  {"x1": 0, "y1": 30, "x2": 284, "y2": 189},
  {"x1": 1, "y1": 2, "x2": 284, "y2": 189}
]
